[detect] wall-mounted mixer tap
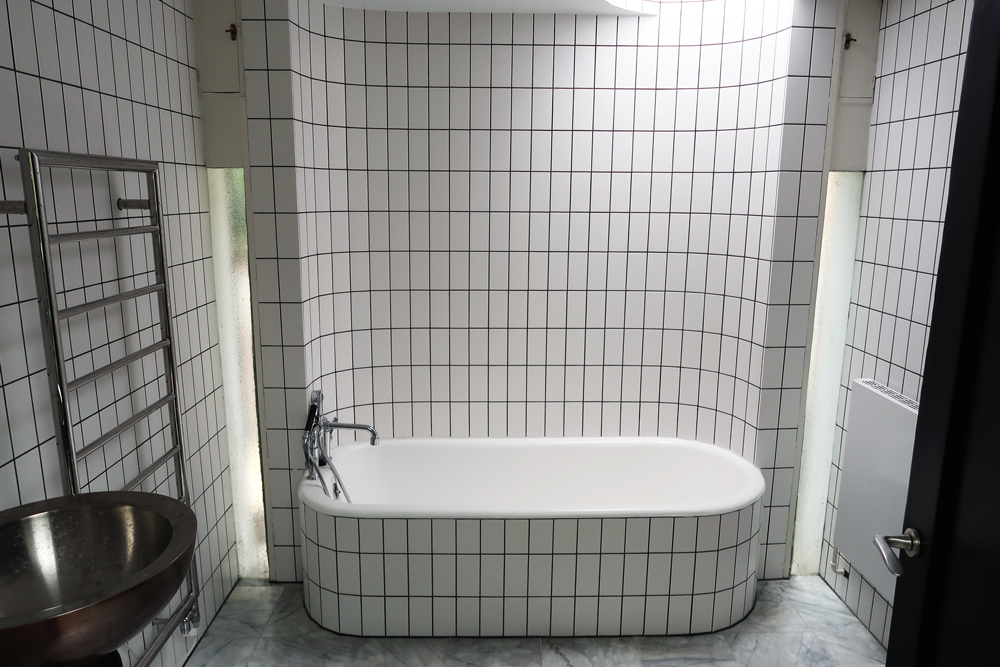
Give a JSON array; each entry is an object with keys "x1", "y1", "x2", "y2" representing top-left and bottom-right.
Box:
[
  {"x1": 302, "y1": 390, "x2": 375, "y2": 501},
  {"x1": 322, "y1": 417, "x2": 379, "y2": 447}
]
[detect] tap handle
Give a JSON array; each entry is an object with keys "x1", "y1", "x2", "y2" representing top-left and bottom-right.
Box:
[{"x1": 304, "y1": 402, "x2": 318, "y2": 432}]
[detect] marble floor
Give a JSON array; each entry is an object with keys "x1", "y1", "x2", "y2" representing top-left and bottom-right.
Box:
[{"x1": 183, "y1": 576, "x2": 886, "y2": 667}]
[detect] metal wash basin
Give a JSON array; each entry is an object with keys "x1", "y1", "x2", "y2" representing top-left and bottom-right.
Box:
[{"x1": 0, "y1": 492, "x2": 197, "y2": 667}]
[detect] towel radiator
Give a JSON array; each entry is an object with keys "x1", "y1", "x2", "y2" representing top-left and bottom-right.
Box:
[
  {"x1": 833, "y1": 378, "x2": 919, "y2": 602},
  {"x1": 2, "y1": 149, "x2": 200, "y2": 667}
]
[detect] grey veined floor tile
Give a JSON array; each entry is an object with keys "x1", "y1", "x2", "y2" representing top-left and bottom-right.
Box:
[
  {"x1": 447, "y1": 638, "x2": 544, "y2": 667},
  {"x1": 541, "y1": 637, "x2": 642, "y2": 667},
  {"x1": 183, "y1": 635, "x2": 258, "y2": 667},
  {"x1": 813, "y1": 630, "x2": 887, "y2": 666},
  {"x1": 636, "y1": 634, "x2": 739, "y2": 665},
  {"x1": 248, "y1": 636, "x2": 355, "y2": 667},
  {"x1": 729, "y1": 581, "x2": 810, "y2": 634},
  {"x1": 778, "y1": 578, "x2": 872, "y2": 637},
  {"x1": 730, "y1": 632, "x2": 835, "y2": 667},
  {"x1": 212, "y1": 582, "x2": 287, "y2": 637},
  {"x1": 262, "y1": 584, "x2": 331, "y2": 639},
  {"x1": 349, "y1": 637, "x2": 447, "y2": 667}
]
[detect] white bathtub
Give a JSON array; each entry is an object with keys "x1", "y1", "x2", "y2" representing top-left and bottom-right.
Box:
[{"x1": 298, "y1": 437, "x2": 765, "y2": 637}]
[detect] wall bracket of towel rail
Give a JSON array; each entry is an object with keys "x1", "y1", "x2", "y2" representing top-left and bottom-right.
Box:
[{"x1": 2, "y1": 148, "x2": 200, "y2": 667}]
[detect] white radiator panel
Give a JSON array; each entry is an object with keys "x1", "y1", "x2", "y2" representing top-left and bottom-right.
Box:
[{"x1": 834, "y1": 379, "x2": 919, "y2": 602}]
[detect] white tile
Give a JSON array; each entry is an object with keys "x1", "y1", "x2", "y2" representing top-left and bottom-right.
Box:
[
  {"x1": 359, "y1": 519, "x2": 383, "y2": 553},
  {"x1": 409, "y1": 519, "x2": 432, "y2": 553},
  {"x1": 529, "y1": 519, "x2": 554, "y2": 553},
  {"x1": 552, "y1": 519, "x2": 577, "y2": 553},
  {"x1": 599, "y1": 554, "x2": 625, "y2": 596},
  {"x1": 551, "y1": 554, "x2": 577, "y2": 597},
  {"x1": 434, "y1": 597, "x2": 457, "y2": 636},
  {"x1": 319, "y1": 546, "x2": 338, "y2": 591},
  {"x1": 693, "y1": 552, "x2": 719, "y2": 594},
  {"x1": 336, "y1": 517, "x2": 360, "y2": 552},
  {"x1": 574, "y1": 597, "x2": 599, "y2": 636},
  {"x1": 433, "y1": 555, "x2": 457, "y2": 596},
  {"x1": 528, "y1": 554, "x2": 552, "y2": 597},
  {"x1": 481, "y1": 554, "x2": 505, "y2": 597},
  {"x1": 673, "y1": 518, "x2": 698, "y2": 552},
  {"x1": 457, "y1": 554, "x2": 480, "y2": 597},
  {"x1": 385, "y1": 553, "x2": 408, "y2": 596},
  {"x1": 503, "y1": 597, "x2": 528, "y2": 636},
  {"x1": 409, "y1": 554, "x2": 433, "y2": 596},
  {"x1": 362, "y1": 597, "x2": 386, "y2": 636},
  {"x1": 505, "y1": 555, "x2": 529, "y2": 596},
  {"x1": 670, "y1": 553, "x2": 695, "y2": 596},
  {"x1": 360, "y1": 554, "x2": 385, "y2": 595},
  {"x1": 622, "y1": 553, "x2": 648, "y2": 597},
  {"x1": 696, "y1": 515, "x2": 721, "y2": 551},
  {"x1": 481, "y1": 519, "x2": 504, "y2": 554},
  {"x1": 321, "y1": 588, "x2": 340, "y2": 630},
  {"x1": 385, "y1": 597, "x2": 409, "y2": 635},
  {"x1": 480, "y1": 598, "x2": 504, "y2": 636},
  {"x1": 600, "y1": 519, "x2": 626, "y2": 553},
  {"x1": 505, "y1": 519, "x2": 529, "y2": 553},
  {"x1": 667, "y1": 595, "x2": 692, "y2": 634},
  {"x1": 384, "y1": 519, "x2": 408, "y2": 553},
  {"x1": 340, "y1": 596, "x2": 362, "y2": 635},
  {"x1": 646, "y1": 553, "x2": 671, "y2": 596},
  {"x1": 528, "y1": 597, "x2": 551, "y2": 636},
  {"x1": 648, "y1": 518, "x2": 673, "y2": 552},
  {"x1": 690, "y1": 593, "x2": 715, "y2": 634},
  {"x1": 597, "y1": 597, "x2": 622, "y2": 635},
  {"x1": 337, "y1": 552, "x2": 361, "y2": 595},
  {"x1": 433, "y1": 519, "x2": 457, "y2": 553},
  {"x1": 577, "y1": 519, "x2": 602, "y2": 554}
]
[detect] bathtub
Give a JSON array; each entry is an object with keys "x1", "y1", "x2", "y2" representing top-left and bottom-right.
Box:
[{"x1": 298, "y1": 437, "x2": 765, "y2": 637}]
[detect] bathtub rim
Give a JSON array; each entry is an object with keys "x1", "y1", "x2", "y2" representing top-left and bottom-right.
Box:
[{"x1": 298, "y1": 436, "x2": 766, "y2": 520}]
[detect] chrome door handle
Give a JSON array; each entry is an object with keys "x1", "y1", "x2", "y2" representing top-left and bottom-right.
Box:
[{"x1": 874, "y1": 528, "x2": 921, "y2": 576}]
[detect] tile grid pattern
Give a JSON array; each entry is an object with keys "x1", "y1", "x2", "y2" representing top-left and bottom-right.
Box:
[
  {"x1": 820, "y1": 0, "x2": 973, "y2": 648},
  {"x1": 299, "y1": 504, "x2": 762, "y2": 637},
  {"x1": 0, "y1": 1, "x2": 237, "y2": 665},
  {"x1": 242, "y1": 0, "x2": 838, "y2": 584}
]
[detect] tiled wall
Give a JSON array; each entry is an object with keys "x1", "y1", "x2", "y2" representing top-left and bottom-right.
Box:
[
  {"x1": 300, "y1": 500, "x2": 762, "y2": 636},
  {"x1": 820, "y1": 0, "x2": 973, "y2": 647},
  {"x1": 243, "y1": 0, "x2": 837, "y2": 583},
  {"x1": 0, "y1": 1, "x2": 236, "y2": 665}
]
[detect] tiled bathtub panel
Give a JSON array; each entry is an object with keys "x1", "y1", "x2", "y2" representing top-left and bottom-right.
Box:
[{"x1": 300, "y1": 501, "x2": 761, "y2": 637}]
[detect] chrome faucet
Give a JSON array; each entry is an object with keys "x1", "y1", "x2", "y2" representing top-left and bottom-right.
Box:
[
  {"x1": 321, "y1": 416, "x2": 379, "y2": 447},
  {"x1": 302, "y1": 390, "x2": 377, "y2": 500}
]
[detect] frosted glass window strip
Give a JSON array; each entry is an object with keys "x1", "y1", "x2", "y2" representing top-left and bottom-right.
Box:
[
  {"x1": 209, "y1": 168, "x2": 269, "y2": 579},
  {"x1": 793, "y1": 171, "x2": 862, "y2": 576}
]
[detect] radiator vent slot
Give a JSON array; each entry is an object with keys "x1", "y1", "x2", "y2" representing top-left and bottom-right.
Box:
[{"x1": 858, "y1": 379, "x2": 920, "y2": 412}]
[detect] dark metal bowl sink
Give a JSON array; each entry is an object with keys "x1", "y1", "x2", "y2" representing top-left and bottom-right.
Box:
[{"x1": 0, "y1": 492, "x2": 197, "y2": 667}]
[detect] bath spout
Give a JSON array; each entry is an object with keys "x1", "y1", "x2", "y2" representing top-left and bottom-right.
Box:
[{"x1": 324, "y1": 417, "x2": 379, "y2": 447}]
